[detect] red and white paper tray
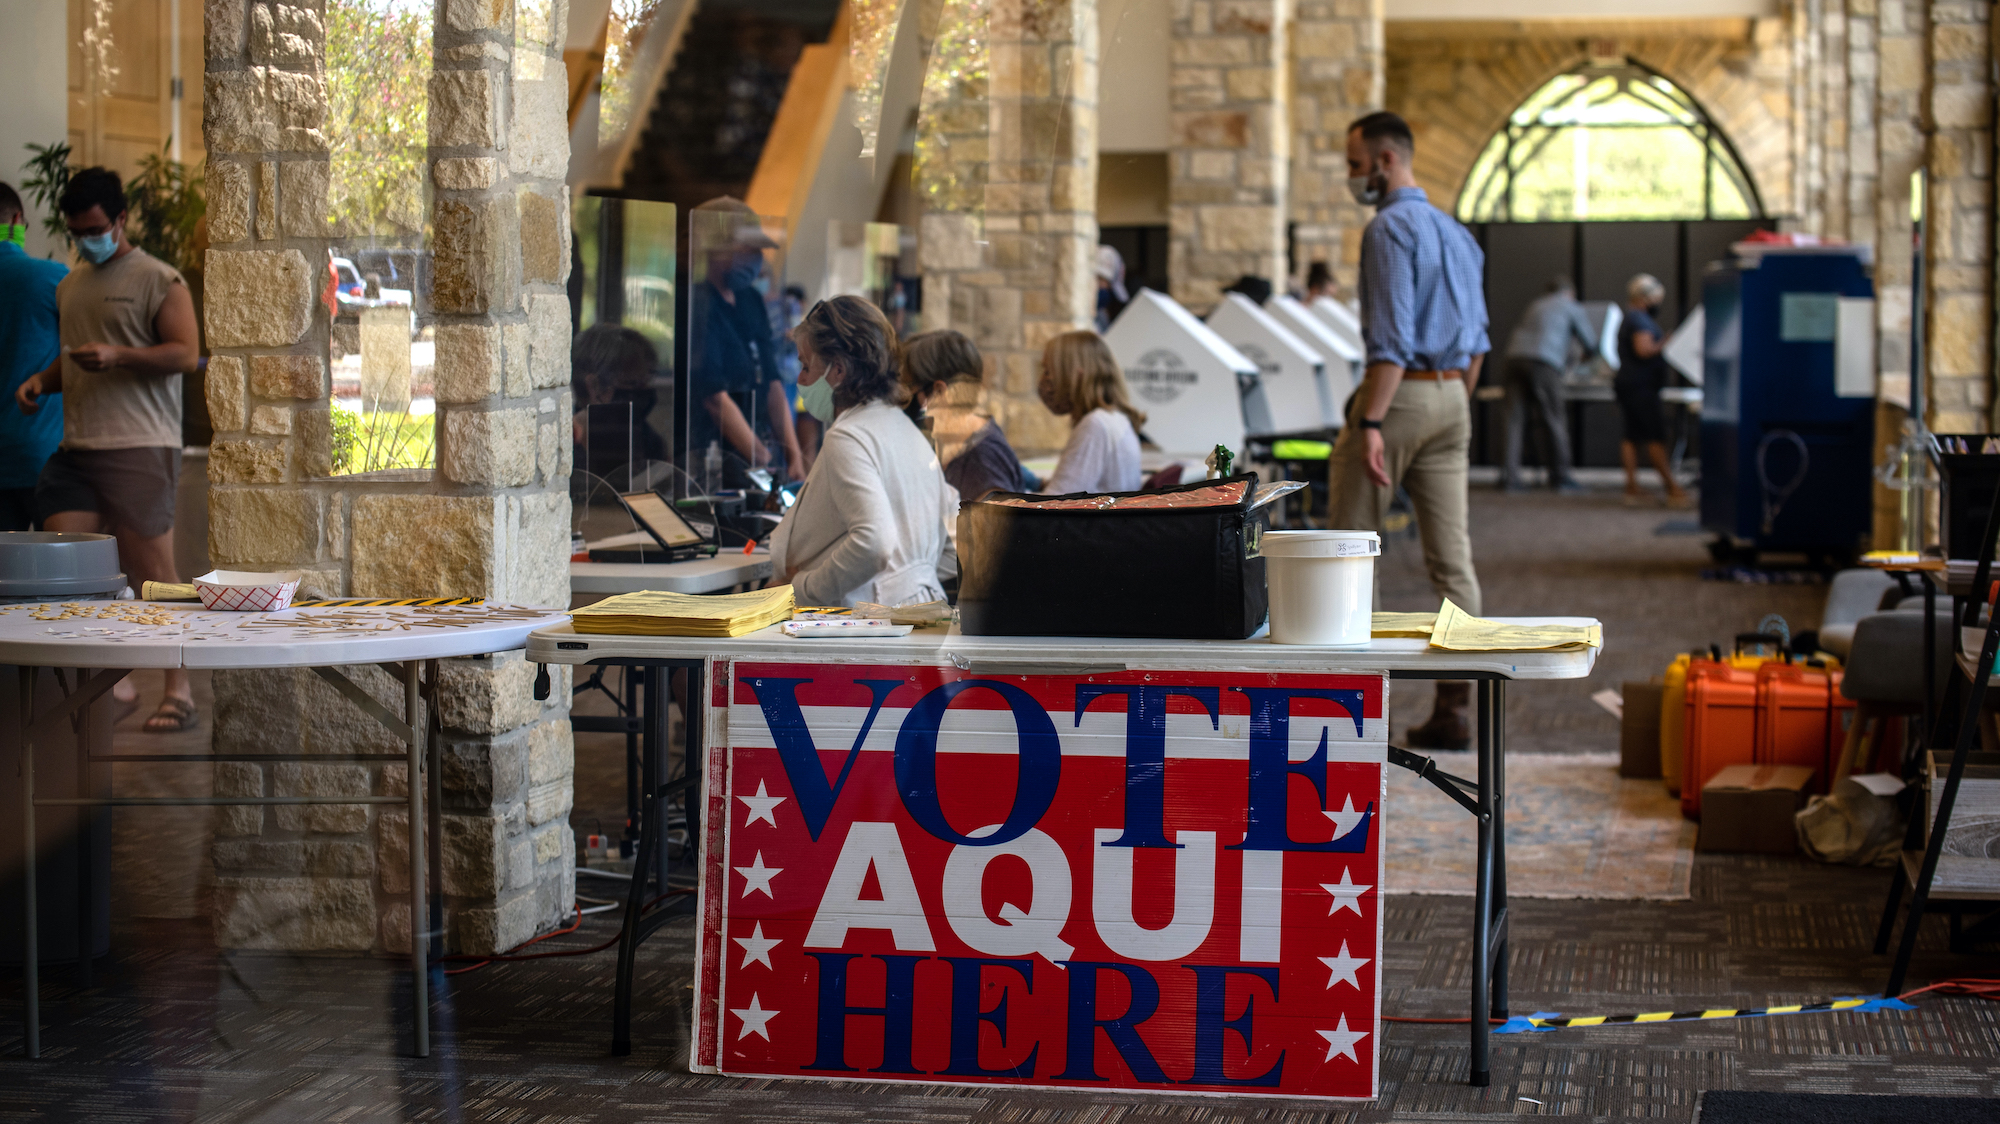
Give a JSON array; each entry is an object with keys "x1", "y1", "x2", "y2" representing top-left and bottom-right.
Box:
[{"x1": 193, "y1": 569, "x2": 303, "y2": 612}]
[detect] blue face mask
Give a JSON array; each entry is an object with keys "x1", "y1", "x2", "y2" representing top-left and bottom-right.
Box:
[
  {"x1": 724, "y1": 258, "x2": 760, "y2": 291},
  {"x1": 75, "y1": 230, "x2": 117, "y2": 265}
]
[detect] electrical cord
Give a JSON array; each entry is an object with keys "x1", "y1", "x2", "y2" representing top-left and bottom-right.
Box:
[
  {"x1": 1756, "y1": 428, "x2": 1810, "y2": 534},
  {"x1": 441, "y1": 888, "x2": 695, "y2": 976},
  {"x1": 1379, "y1": 978, "x2": 2000, "y2": 1027}
]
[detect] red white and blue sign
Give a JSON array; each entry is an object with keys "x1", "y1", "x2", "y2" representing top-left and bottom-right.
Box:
[{"x1": 692, "y1": 661, "x2": 1387, "y2": 1101}]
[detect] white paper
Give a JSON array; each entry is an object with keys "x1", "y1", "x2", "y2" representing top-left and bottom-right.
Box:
[
  {"x1": 1591, "y1": 687, "x2": 1624, "y2": 720},
  {"x1": 1849, "y1": 772, "x2": 1906, "y2": 797}
]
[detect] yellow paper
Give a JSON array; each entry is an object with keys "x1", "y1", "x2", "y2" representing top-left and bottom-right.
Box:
[
  {"x1": 142, "y1": 581, "x2": 200, "y2": 601},
  {"x1": 572, "y1": 585, "x2": 796, "y2": 637},
  {"x1": 1427, "y1": 599, "x2": 1602, "y2": 652},
  {"x1": 1370, "y1": 611, "x2": 1437, "y2": 638}
]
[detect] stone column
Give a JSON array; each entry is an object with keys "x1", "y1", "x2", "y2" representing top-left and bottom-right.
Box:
[
  {"x1": 1288, "y1": 0, "x2": 1380, "y2": 297},
  {"x1": 1167, "y1": 0, "x2": 1289, "y2": 312},
  {"x1": 202, "y1": 0, "x2": 576, "y2": 958},
  {"x1": 917, "y1": 0, "x2": 1099, "y2": 455},
  {"x1": 1921, "y1": 0, "x2": 1992, "y2": 435}
]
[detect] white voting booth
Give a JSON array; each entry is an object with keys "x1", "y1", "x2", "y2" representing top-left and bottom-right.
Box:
[
  {"x1": 1662, "y1": 305, "x2": 1704, "y2": 384},
  {"x1": 1206, "y1": 293, "x2": 1330, "y2": 436},
  {"x1": 1310, "y1": 296, "x2": 1367, "y2": 359},
  {"x1": 1580, "y1": 300, "x2": 1624, "y2": 370},
  {"x1": 1266, "y1": 294, "x2": 1358, "y2": 426},
  {"x1": 1104, "y1": 288, "x2": 1259, "y2": 456}
]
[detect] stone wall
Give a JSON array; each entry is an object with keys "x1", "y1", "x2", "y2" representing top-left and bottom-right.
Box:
[
  {"x1": 1166, "y1": 0, "x2": 1289, "y2": 312},
  {"x1": 916, "y1": 0, "x2": 1099, "y2": 455},
  {"x1": 1289, "y1": 0, "x2": 1382, "y2": 297},
  {"x1": 202, "y1": 0, "x2": 576, "y2": 957}
]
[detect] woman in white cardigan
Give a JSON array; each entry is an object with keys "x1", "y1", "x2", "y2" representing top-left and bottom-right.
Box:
[
  {"x1": 1037, "y1": 330, "x2": 1146, "y2": 494},
  {"x1": 771, "y1": 296, "x2": 958, "y2": 608}
]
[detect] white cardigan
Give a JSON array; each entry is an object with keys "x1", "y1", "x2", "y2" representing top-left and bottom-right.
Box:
[
  {"x1": 1045, "y1": 407, "x2": 1142, "y2": 494},
  {"x1": 772, "y1": 399, "x2": 959, "y2": 608}
]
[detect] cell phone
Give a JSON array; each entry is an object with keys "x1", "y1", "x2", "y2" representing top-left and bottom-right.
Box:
[{"x1": 618, "y1": 490, "x2": 707, "y2": 551}]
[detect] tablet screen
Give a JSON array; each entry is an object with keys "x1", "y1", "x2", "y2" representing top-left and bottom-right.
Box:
[{"x1": 620, "y1": 491, "x2": 706, "y2": 549}]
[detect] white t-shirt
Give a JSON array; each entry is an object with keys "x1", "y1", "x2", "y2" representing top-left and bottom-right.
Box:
[{"x1": 1046, "y1": 407, "x2": 1142, "y2": 494}]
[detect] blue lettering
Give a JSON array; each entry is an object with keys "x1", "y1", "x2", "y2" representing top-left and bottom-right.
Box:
[
  {"x1": 941, "y1": 957, "x2": 1039, "y2": 1077},
  {"x1": 1075, "y1": 685, "x2": 1220, "y2": 849},
  {"x1": 1053, "y1": 961, "x2": 1169, "y2": 1083},
  {"x1": 1186, "y1": 965, "x2": 1284, "y2": 1086},
  {"x1": 806, "y1": 952, "x2": 926, "y2": 1073},
  {"x1": 895, "y1": 679, "x2": 1061, "y2": 846},
  {"x1": 745, "y1": 677, "x2": 901, "y2": 841},
  {"x1": 1228, "y1": 687, "x2": 1372, "y2": 852}
]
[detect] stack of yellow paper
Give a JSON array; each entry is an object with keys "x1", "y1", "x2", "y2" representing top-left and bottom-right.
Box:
[
  {"x1": 572, "y1": 586, "x2": 796, "y2": 637},
  {"x1": 1371, "y1": 611, "x2": 1437, "y2": 638},
  {"x1": 1427, "y1": 599, "x2": 1601, "y2": 652}
]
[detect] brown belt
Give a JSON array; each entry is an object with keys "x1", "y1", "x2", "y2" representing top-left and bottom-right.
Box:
[{"x1": 1403, "y1": 369, "x2": 1463, "y2": 381}]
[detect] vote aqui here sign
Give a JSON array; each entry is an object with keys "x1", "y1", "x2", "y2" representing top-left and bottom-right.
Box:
[{"x1": 691, "y1": 661, "x2": 1387, "y2": 1100}]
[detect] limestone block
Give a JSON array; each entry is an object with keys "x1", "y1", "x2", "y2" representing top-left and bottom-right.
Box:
[
  {"x1": 1176, "y1": 111, "x2": 1250, "y2": 149},
  {"x1": 296, "y1": 406, "x2": 332, "y2": 477},
  {"x1": 214, "y1": 759, "x2": 266, "y2": 836},
  {"x1": 454, "y1": 889, "x2": 540, "y2": 956},
  {"x1": 1294, "y1": 20, "x2": 1356, "y2": 60},
  {"x1": 324, "y1": 493, "x2": 348, "y2": 560},
  {"x1": 445, "y1": 0, "x2": 510, "y2": 31},
  {"x1": 527, "y1": 718, "x2": 573, "y2": 786},
  {"x1": 435, "y1": 157, "x2": 500, "y2": 191},
  {"x1": 359, "y1": 307, "x2": 415, "y2": 410},
  {"x1": 207, "y1": 161, "x2": 252, "y2": 244},
  {"x1": 432, "y1": 197, "x2": 510, "y2": 315},
  {"x1": 209, "y1": 488, "x2": 323, "y2": 564},
  {"x1": 442, "y1": 407, "x2": 538, "y2": 486},
  {"x1": 378, "y1": 809, "x2": 410, "y2": 894},
  {"x1": 249, "y1": 404, "x2": 293, "y2": 435},
  {"x1": 214, "y1": 876, "x2": 374, "y2": 950},
  {"x1": 508, "y1": 77, "x2": 569, "y2": 181},
  {"x1": 1933, "y1": 84, "x2": 1991, "y2": 130},
  {"x1": 502, "y1": 322, "x2": 531, "y2": 397},
  {"x1": 249, "y1": 3, "x2": 321, "y2": 67},
  {"x1": 249, "y1": 353, "x2": 324, "y2": 398},
  {"x1": 214, "y1": 840, "x2": 303, "y2": 874},
  {"x1": 505, "y1": 836, "x2": 534, "y2": 891},
  {"x1": 205, "y1": 67, "x2": 328, "y2": 154},
  {"x1": 558, "y1": 392, "x2": 573, "y2": 475},
  {"x1": 1932, "y1": 291, "x2": 1989, "y2": 377},
  {"x1": 207, "y1": 355, "x2": 248, "y2": 431},
  {"x1": 206, "y1": 250, "x2": 314, "y2": 347},
  {"x1": 206, "y1": 0, "x2": 247, "y2": 60},
  {"x1": 532, "y1": 822, "x2": 565, "y2": 865},
  {"x1": 439, "y1": 736, "x2": 528, "y2": 810},
  {"x1": 511, "y1": 490, "x2": 571, "y2": 608},
  {"x1": 441, "y1": 813, "x2": 503, "y2": 898},
  {"x1": 527, "y1": 293, "x2": 572, "y2": 388},
  {"x1": 379, "y1": 900, "x2": 411, "y2": 956},
  {"x1": 306, "y1": 841, "x2": 372, "y2": 878},
  {"x1": 255, "y1": 162, "x2": 278, "y2": 239},
  {"x1": 520, "y1": 190, "x2": 563, "y2": 284},
  {"x1": 350, "y1": 493, "x2": 501, "y2": 598},
  {"x1": 921, "y1": 213, "x2": 986, "y2": 271},
  {"x1": 272, "y1": 762, "x2": 372, "y2": 832},
  {"x1": 537, "y1": 420, "x2": 557, "y2": 482},
  {"x1": 434, "y1": 323, "x2": 503, "y2": 404},
  {"x1": 209, "y1": 439, "x2": 288, "y2": 484},
  {"x1": 1199, "y1": 204, "x2": 1281, "y2": 252},
  {"x1": 296, "y1": 566, "x2": 343, "y2": 600},
  {"x1": 279, "y1": 160, "x2": 328, "y2": 237},
  {"x1": 430, "y1": 69, "x2": 502, "y2": 149},
  {"x1": 436, "y1": 653, "x2": 542, "y2": 736},
  {"x1": 526, "y1": 780, "x2": 570, "y2": 828}
]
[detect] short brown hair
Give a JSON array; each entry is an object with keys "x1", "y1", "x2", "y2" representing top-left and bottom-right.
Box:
[
  {"x1": 796, "y1": 295, "x2": 903, "y2": 411},
  {"x1": 1040, "y1": 330, "x2": 1145, "y2": 429},
  {"x1": 901, "y1": 330, "x2": 983, "y2": 397}
]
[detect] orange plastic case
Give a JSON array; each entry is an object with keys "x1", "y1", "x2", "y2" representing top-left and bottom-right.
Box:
[{"x1": 1681, "y1": 663, "x2": 1761, "y2": 817}]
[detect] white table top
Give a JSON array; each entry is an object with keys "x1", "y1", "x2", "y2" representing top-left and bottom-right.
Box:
[
  {"x1": 0, "y1": 601, "x2": 571, "y2": 670},
  {"x1": 525, "y1": 617, "x2": 1600, "y2": 680},
  {"x1": 570, "y1": 554, "x2": 772, "y2": 595}
]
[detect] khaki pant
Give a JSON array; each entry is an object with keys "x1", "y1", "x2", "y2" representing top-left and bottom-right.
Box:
[{"x1": 1328, "y1": 377, "x2": 1483, "y2": 616}]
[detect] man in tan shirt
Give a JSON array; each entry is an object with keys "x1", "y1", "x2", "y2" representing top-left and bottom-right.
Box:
[{"x1": 15, "y1": 167, "x2": 200, "y2": 732}]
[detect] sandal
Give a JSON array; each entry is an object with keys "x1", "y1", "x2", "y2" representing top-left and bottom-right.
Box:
[{"x1": 142, "y1": 696, "x2": 199, "y2": 734}]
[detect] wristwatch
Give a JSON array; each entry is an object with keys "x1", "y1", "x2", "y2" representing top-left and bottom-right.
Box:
[{"x1": 1359, "y1": 418, "x2": 1383, "y2": 430}]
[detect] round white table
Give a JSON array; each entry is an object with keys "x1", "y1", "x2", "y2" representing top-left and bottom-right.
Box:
[{"x1": 0, "y1": 599, "x2": 569, "y2": 1059}]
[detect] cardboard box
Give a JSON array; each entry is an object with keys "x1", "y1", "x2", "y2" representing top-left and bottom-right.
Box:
[
  {"x1": 1697, "y1": 764, "x2": 1815, "y2": 854},
  {"x1": 1620, "y1": 680, "x2": 1665, "y2": 778}
]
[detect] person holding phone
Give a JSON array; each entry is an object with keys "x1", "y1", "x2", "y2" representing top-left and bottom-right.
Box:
[{"x1": 14, "y1": 167, "x2": 200, "y2": 732}]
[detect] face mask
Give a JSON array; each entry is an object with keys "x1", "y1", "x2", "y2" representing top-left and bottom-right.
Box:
[
  {"x1": 1346, "y1": 170, "x2": 1387, "y2": 208},
  {"x1": 724, "y1": 259, "x2": 760, "y2": 291},
  {"x1": 75, "y1": 230, "x2": 117, "y2": 265},
  {"x1": 799, "y1": 373, "x2": 836, "y2": 424},
  {"x1": 0, "y1": 223, "x2": 23, "y2": 248}
]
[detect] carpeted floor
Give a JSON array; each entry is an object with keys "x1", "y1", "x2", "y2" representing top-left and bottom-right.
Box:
[
  {"x1": 5, "y1": 486, "x2": 1997, "y2": 1122},
  {"x1": 1386, "y1": 751, "x2": 1695, "y2": 899}
]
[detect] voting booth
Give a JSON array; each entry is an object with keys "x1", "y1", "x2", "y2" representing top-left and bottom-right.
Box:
[
  {"x1": 1579, "y1": 301, "x2": 1624, "y2": 371},
  {"x1": 1104, "y1": 289, "x2": 1260, "y2": 456},
  {"x1": 1309, "y1": 297, "x2": 1366, "y2": 360},
  {"x1": 1266, "y1": 295, "x2": 1357, "y2": 427},
  {"x1": 1207, "y1": 294, "x2": 1332, "y2": 437}
]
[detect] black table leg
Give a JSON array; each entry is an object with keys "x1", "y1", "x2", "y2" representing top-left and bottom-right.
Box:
[
  {"x1": 1490, "y1": 680, "x2": 1510, "y2": 1022},
  {"x1": 1470, "y1": 678, "x2": 1495, "y2": 1087},
  {"x1": 624, "y1": 667, "x2": 640, "y2": 854},
  {"x1": 612, "y1": 664, "x2": 666, "y2": 1057}
]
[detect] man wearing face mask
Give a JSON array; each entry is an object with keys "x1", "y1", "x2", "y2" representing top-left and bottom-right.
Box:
[
  {"x1": 0, "y1": 181, "x2": 69, "y2": 530},
  {"x1": 689, "y1": 198, "x2": 804, "y2": 487},
  {"x1": 15, "y1": 166, "x2": 201, "y2": 732},
  {"x1": 1614, "y1": 273, "x2": 1691, "y2": 508},
  {"x1": 1328, "y1": 111, "x2": 1491, "y2": 751}
]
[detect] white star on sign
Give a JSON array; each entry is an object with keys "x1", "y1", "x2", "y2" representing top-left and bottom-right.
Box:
[
  {"x1": 732, "y1": 992, "x2": 779, "y2": 1040},
  {"x1": 1320, "y1": 868, "x2": 1372, "y2": 917},
  {"x1": 1318, "y1": 940, "x2": 1370, "y2": 991},
  {"x1": 735, "y1": 851, "x2": 782, "y2": 899},
  {"x1": 738, "y1": 780, "x2": 786, "y2": 828},
  {"x1": 734, "y1": 921, "x2": 781, "y2": 970},
  {"x1": 1323, "y1": 795, "x2": 1367, "y2": 840},
  {"x1": 1317, "y1": 1013, "x2": 1369, "y2": 1063}
]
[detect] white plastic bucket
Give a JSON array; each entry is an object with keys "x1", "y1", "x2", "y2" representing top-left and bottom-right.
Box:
[{"x1": 1261, "y1": 530, "x2": 1380, "y2": 646}]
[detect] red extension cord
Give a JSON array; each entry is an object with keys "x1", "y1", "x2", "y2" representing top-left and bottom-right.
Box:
[{"x1": 441, "y1": 888, "x2": 694, "y2": 976}]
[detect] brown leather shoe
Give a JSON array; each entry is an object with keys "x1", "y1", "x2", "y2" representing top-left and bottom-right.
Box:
[{"x1": 1403, "y1": 681, "x2": 1472, "y2": 750}]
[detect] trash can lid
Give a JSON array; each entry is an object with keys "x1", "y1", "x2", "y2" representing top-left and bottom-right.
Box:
[
  {"x1": 0, "y1": 532, "x2": 128, "y2": 597},
  {"x1": 1259, "y1": 529, "x2": 1381, "y2": 558}
]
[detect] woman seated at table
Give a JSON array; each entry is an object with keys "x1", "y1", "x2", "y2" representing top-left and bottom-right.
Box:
[
  {"x1": 900, "y1": 329, "x2": 1038, "y2": 501},
  {"x1": 773, "y1": 296, "x2": 957, "y2": 607},
  {"x1": 1037, "y1": 330, "x2": 1145, "y2": 494}
]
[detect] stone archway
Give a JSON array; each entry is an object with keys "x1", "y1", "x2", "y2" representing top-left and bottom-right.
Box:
[{"x1": 1385, "y1": 28, "x2": 1793, "y2": 219}]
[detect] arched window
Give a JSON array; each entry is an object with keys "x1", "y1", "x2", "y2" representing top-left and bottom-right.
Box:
[{"x1": 1457, "y1": 60, "x2": 1764, "y2": 223}]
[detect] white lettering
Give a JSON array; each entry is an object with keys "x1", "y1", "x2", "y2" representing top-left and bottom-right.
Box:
[
  {"x1": 1091, "y1": 828, "x2": 1216, "y2": 961},
  {"x1": 804, "y1": 821, "x2": 936, "y2": 951},
  {"x1": 940, "y1": 826, "x2": 1075, "y2": 963}
]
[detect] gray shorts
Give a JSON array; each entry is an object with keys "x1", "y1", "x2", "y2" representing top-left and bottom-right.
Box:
[{"x1": 36, "y1": 446, "x2": 180, "y2": 538}]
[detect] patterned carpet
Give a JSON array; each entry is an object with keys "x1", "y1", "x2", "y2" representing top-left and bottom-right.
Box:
[{"x1": 3, "y1": 487, "x2": 1996, "y2": 1121}]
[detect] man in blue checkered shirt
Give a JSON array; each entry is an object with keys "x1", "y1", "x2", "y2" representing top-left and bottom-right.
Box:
[{"x1": 1328, "y1": 111, "x2": 1490, "y2": 750}]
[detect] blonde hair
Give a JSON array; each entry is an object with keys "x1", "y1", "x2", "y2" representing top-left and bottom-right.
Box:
[{"x1": 1040, "y1": 330, "x2": 1146, "y2": 429}]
